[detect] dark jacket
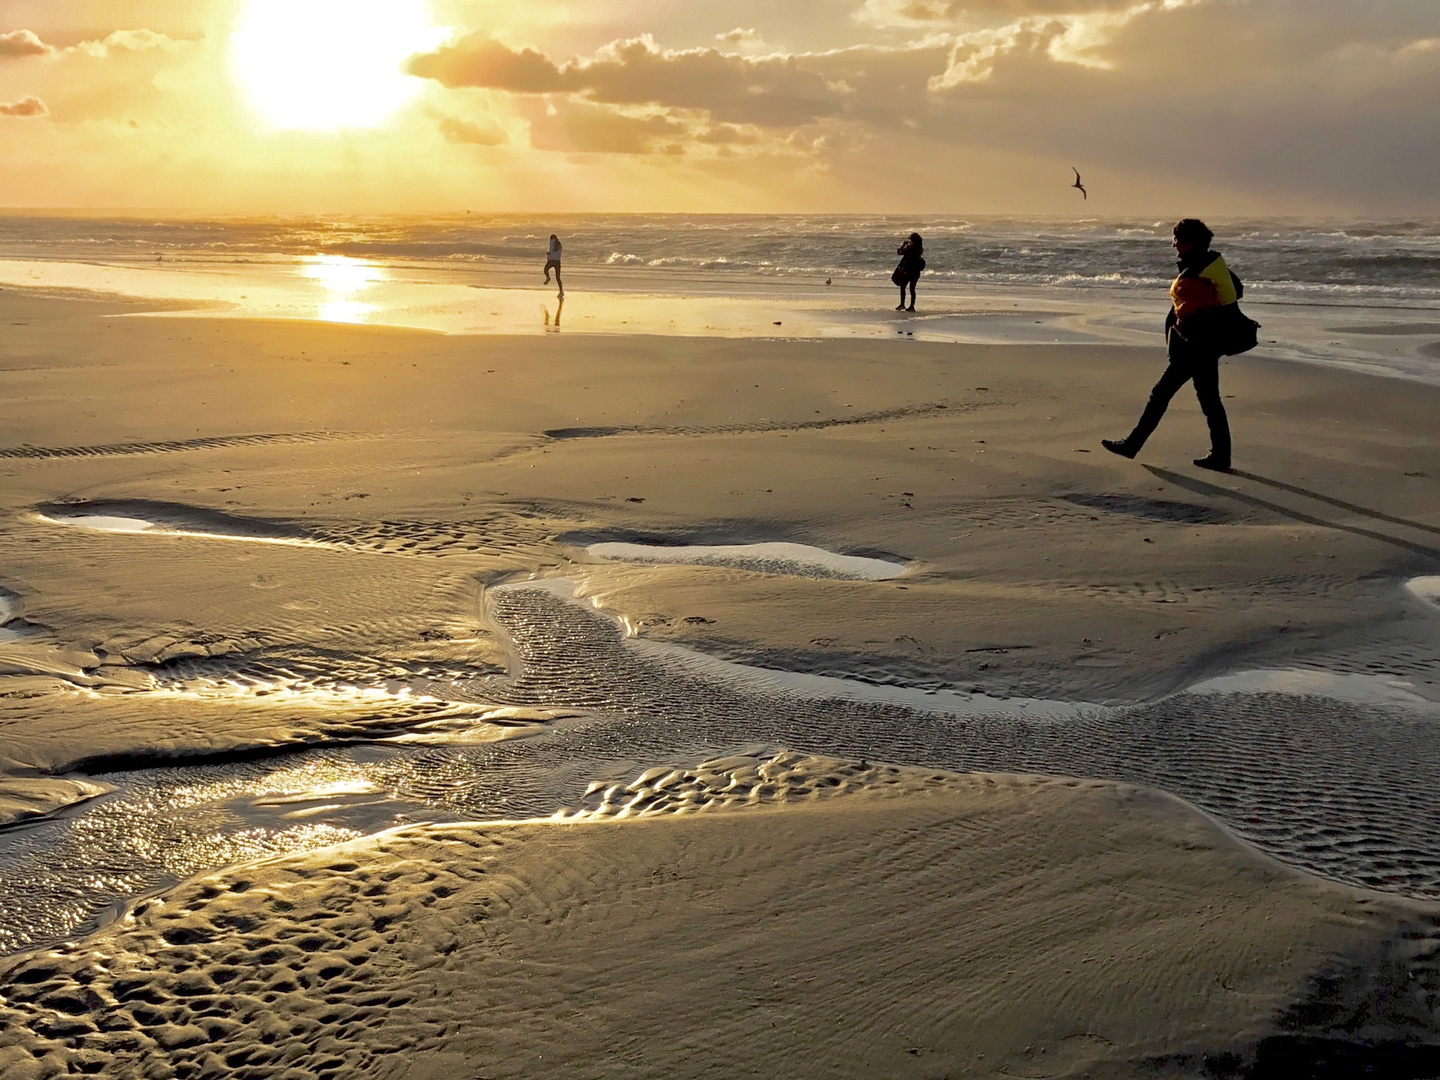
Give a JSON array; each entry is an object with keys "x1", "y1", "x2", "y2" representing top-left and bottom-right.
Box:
[{"x1": 896, "y1": 241, "x2": 925, "y2": 282}]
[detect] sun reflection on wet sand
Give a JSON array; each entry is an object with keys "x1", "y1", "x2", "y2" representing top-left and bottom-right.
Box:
[
  {"x1": 299, "y1": 254, "x2": 385, "y2": 324},
  {"x1": 0, "y1": 257, "x2": 1111, "y2": 343}
]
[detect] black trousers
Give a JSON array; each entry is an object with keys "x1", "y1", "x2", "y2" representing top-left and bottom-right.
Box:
[{"x1": 1126, "y1": 348, "x2": 1231, "y2": 460}]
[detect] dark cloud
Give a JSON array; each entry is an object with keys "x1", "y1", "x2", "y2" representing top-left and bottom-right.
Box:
[
  {"x1": 0, "y1": 96, "x2": 47, "y2": 116},
  {"x1": 697, "y1": 122, "x2": 762, "y2": 144},
  {"x1": 876, "y1": 0, "x2": 1440, "y2": 209},
  {"x1": 411, "y1": 37, "x2": 565, "y2": 93},
  {"x1": 0, "y1": 29, "x2": 53, "y2": 58},
  {"x1": 408, "y1": 1, "x2": 1439, "y2": 207},
  {"x1": 439, "y1": 115, "x2": 508, "y2": 146},
  {"x1": 410, "y1": 35, "x2": 842, "y2": 127}
]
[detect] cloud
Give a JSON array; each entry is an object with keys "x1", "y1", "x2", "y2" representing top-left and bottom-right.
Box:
[
  {"x1": 716, "y1": 28, "x2": 763, "y2": 45},
  {"x1": 927, "y1": 0, "x2": 1203, "y2": 87},
  {"x1": 0, "y1": 97, "x2": 47, "y2": 117},
  {"x1": 713, "y1": 27, "x2": 770, "y2": 53},
  {"x1": 410, "y1": 34, "x2": 843, "y2": 127},
  {"x1": 411, "y1": 37, "x2": 565, "y2": 93},
  {"x1": 856, "y1": 0, "x2": 1146, "y2": 25},
  {"x1": 73, "y1": 29, "x2": 185, "y2": 58},
  {"x1": 853, "y1": 0, "x2": 961, "y2": 27},
  {"x1": 0, "y1": 27, "x2": 182, "y2": 62},
  {"x1": 697, "y1": 122, "x2": 762, "y2": 144},
  {"x1": 439, "y1": 115, "x2": 508, "y2": 146},
  {"x1": 0, "y1": 29, "x2": 53, "y2": 58},
  {"x1": 525, "y1": 99, "x2": 688, "y2": 154}
]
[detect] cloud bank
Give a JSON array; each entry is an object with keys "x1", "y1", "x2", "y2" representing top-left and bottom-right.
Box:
[
  {"x1": 409, "y1": 34, "x2": 842, "y2": 127},
  {"x1": 0, "y1": 0, "x2": 1437, "y2": 213}
]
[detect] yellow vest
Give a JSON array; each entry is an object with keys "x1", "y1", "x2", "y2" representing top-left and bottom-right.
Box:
[{"x1": 1171, "y1": 254, "x2": 1237, "y2": 317}]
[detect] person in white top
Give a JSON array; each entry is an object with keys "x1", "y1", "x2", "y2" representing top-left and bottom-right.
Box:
[{"x1": 544, "y1": 234, "x2": 563, "y2": 294}]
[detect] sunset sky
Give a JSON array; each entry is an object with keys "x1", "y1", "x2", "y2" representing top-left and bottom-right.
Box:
[{"x1": 1, "y1": 0, "x2": 1436, "y2": 215}]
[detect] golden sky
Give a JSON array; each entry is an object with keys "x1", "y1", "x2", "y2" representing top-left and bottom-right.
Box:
[{"x1": 1, "y1": 0, "x2": 1437, "y2": 214}]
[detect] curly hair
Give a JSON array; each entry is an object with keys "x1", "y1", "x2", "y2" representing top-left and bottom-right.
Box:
[{"x1": 1172, "y1": 218, "x2": 1214, "y2": 249}]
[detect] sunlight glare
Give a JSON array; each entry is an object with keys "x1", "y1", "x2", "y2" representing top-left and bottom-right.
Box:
[
  {"x1": 232, "y1": 0, "x2": 444, "y2": 130},
  {"x1": 300, "y1": 254, "x2": 385, "y2": 324}
]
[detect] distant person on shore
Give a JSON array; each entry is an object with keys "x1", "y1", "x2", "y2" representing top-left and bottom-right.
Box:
[
  {"x1": 544, "y1": 234, "x2": 563, "y2": 295},
  {"x1": 892, "y1": 233, "x2": 925, "y2": 312},
  {"x1": 1102, "y1": 218, "x2": 1256, "y2": 473}
]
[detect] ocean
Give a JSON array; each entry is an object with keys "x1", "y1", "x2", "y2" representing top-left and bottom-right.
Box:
[{"x1": 3, "y1": 213, "x2": 1439, "y2": 299}]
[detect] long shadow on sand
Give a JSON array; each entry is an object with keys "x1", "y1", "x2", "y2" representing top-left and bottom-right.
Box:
[
  {"x1": 1229, "y1": 468, "x2": 1440, "y2": 537},
  {"x1": 1145, "y1": 466, "x2": 1440, "y2": 561}
]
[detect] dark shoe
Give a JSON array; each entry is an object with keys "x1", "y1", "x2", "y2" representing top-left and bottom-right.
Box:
[
  {"x1": 1101, "y1": 438, "x2": 1138, "y2": 460},
  {"x1": 1193, "y1": 455, "x2": 1231, "y2": 472}
]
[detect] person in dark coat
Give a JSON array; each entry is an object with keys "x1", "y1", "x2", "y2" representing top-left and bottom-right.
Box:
[
  {"x1": 1102, "y1": 218, "x2": 1239, "y2": 471},
  {"x1": 893, "y1": 233, "x2": 925, "y2": 312}
]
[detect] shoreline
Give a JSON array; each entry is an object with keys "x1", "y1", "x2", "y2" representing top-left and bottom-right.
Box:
[{"x1": 3, "y1": 253, "x2": 1440, "y2": 383}]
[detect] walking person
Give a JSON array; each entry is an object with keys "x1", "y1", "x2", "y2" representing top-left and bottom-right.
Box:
[
  {"x1": 892, "y1": 233, "x2": 925, "y2": 312},
  {"x1": 543, "y1": 234, "x2": 563, "y2": 295},
  {"x1": 1102, "y1": 218, "x2": 1249, "y2": 472}
]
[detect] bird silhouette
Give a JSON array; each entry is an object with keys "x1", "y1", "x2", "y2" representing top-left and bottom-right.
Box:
[{"x1": 1071, "y1": 167, "x2": 1087, "y2": 200}]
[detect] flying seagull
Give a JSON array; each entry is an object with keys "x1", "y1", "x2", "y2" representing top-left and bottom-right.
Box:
[{"x1": 1071, "y1": 167, "x2": 1087, "y2": 200}]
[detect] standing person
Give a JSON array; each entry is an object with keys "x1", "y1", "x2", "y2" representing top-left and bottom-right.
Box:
[
  {"x1": 1102, "y1": 218, "x2": 1244, "y2": 472},
  {"x1": 892, "y1": 233, "x2": 925, "y2": 312},
  {"x1": 543, "y1": 234, "x2": 563, "y2": 295}
]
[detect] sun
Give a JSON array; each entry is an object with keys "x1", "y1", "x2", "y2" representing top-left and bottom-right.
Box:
[{"x1": 232, "y1": 0, "x2": 445, "y2": 131}]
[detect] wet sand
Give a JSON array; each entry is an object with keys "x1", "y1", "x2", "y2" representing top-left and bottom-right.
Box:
[
  {"x1": 4, "y1": 758, "x2": 1438, "y2": 1080},
  {"x1": 2, "y1": 287, "x2": 1440, "y2": 1074}
]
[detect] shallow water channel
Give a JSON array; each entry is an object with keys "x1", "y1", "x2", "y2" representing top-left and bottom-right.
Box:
[{"x1": 2, "y1": 581, "x2": 1440, "y2": 956}]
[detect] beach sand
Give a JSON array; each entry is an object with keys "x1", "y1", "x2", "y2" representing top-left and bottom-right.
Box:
[
  {"x1": 2, "y1": 287, "x2": 1440, "y2": 1074},
  {"x1": 3, "y1": 757, "x2": 1438, "y2": 1080}
]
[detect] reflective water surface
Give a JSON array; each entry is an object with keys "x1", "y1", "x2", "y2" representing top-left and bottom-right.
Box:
[{"x1": 3, "y1": 580, "x2": 1440, "y2": 956}]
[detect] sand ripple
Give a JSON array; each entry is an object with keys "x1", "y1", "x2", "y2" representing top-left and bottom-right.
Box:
[
  {"x1": 3, "y1": 577, "x2": 1440, "y2": 956},
  {"x1": 557, "y1": 750, "x2": 949, "y2": 819},
  {"x1": 0, "y1": 431, "x2": 353, "y2": 461}
]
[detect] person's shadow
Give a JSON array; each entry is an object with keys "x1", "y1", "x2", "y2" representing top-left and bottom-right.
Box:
[
  {"x1": 1144, "y1": 465, "x2": 1440, "y2": 560},
  {"x1": 544, "y1": 296, "x2": 563, "y2": 332}
]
